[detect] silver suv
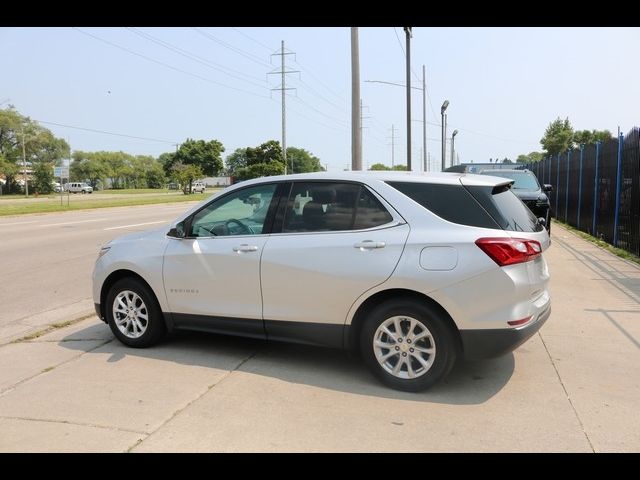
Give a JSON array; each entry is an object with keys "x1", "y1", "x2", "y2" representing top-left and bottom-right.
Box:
[{"x1": 93, "y1": 172, "x2": 550, "y2": 391}]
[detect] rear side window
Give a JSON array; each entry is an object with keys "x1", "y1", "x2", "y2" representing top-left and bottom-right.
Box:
[
  {"x1": 466, "y1": 185, "x2": 544, "y2": 232},
  {"x1": 387, "y1": 182, "x2": 499, "y2": 229},
  {"x1": 282, "y1": 182, "x2": 393, "y2": 233}
]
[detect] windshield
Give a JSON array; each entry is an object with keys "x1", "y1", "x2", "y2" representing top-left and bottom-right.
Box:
[{"x1": 482, "y1": 171, "x2": 540, "y2": 190}]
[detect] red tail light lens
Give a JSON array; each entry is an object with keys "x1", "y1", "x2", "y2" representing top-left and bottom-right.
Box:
[{"x1": 475, "y1": 238, "x2": 542, "y2": 266}]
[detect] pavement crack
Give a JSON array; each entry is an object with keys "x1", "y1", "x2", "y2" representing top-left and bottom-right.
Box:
[
  {"x1": 127, "y1": 349, "x2": 260, "y2": 452},
  {"x1": 0, "y1": 415, "x2": 148, "y2": 435},
  {"x1": 0, "y1": 339, "x2": 114, "y2": 397},
  {"x1": 538, "y1": 331, "x2": 596, "y2": 453}
]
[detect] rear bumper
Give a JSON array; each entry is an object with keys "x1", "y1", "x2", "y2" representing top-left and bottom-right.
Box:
[{"x1": 460, "y1": 303, "x2": 551, "y2": 360}]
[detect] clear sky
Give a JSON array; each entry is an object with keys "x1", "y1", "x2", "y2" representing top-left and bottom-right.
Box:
[{"x1": 1, "y1": 27, "x2": 638, "y2": 172}]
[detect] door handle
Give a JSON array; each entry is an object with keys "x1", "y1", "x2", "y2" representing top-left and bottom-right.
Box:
[
  {"x1": 354, "y1": 240, "x2": 386, "y2": 250},
  {"x1": 233, "y1": 244, "x2": 259, "y2": 253}
]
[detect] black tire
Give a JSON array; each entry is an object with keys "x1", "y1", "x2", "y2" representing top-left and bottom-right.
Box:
[
  {"x1": 360, "y1": 298, "x2": 458, "y2": 392},
  {"x1": 105, "y1": 277, "x2": 166, "y2": 348}
]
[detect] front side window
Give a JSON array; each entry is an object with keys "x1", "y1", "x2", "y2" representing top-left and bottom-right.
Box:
[
  {"x1": 189, "y1": 183, "x2": 277, "y2": 237},
  {"x1": 282, "y1": 182, "x2": 393, "y2": 233}
]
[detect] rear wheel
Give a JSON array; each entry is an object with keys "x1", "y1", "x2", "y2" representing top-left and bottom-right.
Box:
[
  {"x1": 360, "y1": 299, "x2": 458, "y2": 392},
  {"x1": 106, "y1": 278, "x2": 166, "y2": 348}
]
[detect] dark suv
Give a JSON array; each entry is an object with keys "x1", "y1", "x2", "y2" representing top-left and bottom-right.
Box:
[{"x1": 480, "y1": 169, "x2": 552, "y2": 233}]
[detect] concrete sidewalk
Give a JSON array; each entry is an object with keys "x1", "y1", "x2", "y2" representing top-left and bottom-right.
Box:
[{"x1": 0, "y1": 223, "x2": 638, "y2": 452}]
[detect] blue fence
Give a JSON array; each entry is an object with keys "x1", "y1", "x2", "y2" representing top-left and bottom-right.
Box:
[{"x1": 525, "y1": 127, "x2": 640, "y2": 257}]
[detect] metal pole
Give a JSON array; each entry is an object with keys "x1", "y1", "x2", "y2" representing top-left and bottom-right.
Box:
[
  {"x1": 577, "y1": 145, "x2": 584, "y2": 229},
  {"x1": 565, "y1": 150, "x2": 570, "y2": 223},
  {"x1": 422, "y1": 65, "x2": 427, "y2": 172},
  {"x1": 556, "y1": 154, "x2": 560, "y2": 218},
  {"x1": 404, "y1": 27, "x2": 412, "y2": 171},
  {"x1": 613, "y1": 132, "x2": 624, "y2": 246},
  {"x1": 592, "y1": 142, "x2": 600, "y2": 236},
  {"x1": 351, "y1": 28, "x2": 362, "y2": 171},
  {"x1": 281, "y1": 40, "x2": 288, "y2": 175},
  {"x1": 444, "y1": 113, "x2": 448, "y2": 169},
  {"x1": 21, "y1": 124, "x2": 28, "y2": 197}
]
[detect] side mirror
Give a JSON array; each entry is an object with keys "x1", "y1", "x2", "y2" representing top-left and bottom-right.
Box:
[
  {"x1": 168, "y1": 221, "x2": 186, "y2": 239},
  {"x1": 543, "y1": 184, "x2": 553, "y2": 192},
  {"x1": 537, "y1": 217, "x2": 546, "y2": 227}
]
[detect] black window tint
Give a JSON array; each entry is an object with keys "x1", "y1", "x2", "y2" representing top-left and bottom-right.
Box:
[
  {"x1": 387, "y1": 181, "x2": 499, "y2": 229},
  {"x1": 354, "y1": 187, "x2": 393, "y2": 229},
  {"x1": 283, "y1": 182, "x2": 359, "y2": 232},
  {"x1": 466, "y1": 185, "x2": 543, "y2": 232}
]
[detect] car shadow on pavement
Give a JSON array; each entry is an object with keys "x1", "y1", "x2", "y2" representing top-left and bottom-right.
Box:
[{"x1": 61, "y1": 324, "x2": 514, "y2": 405}]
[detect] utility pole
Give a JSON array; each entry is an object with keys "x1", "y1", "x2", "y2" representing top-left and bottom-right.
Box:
[
  {"x1": 351, "y1": 28, "x2": 362, "y2": 171},
  {"x1": 387, "y1": 125, "x2": 398, "y2": 168},
  {"x1": 404, "y1": 27, "x2": 412, "y2": 171},
  {"x1": 21, "y1": 124, "x2": 28, "y2": 197},
  {"x1": 451, "y1": 130, "x2": 458, "y2": 167},
  {"x1": 269, "y1": 41, "x2": 298, "y2": 174},
  {"x1": 422, "y1": 65, "x2": 427, "y2": 172}
]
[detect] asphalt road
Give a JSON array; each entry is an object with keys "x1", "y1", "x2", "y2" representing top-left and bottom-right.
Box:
[{"x1": 0, "y1": 202, "x2": 201, "y2": 343}]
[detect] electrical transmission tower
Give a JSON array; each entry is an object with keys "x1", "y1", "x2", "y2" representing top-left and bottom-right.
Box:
[
  {"x1": 268, "y1": 41, "x2": 299, "y2": 174},
  {"x1": 387, "y1": 124, "x2": 399, "y2": 168}
]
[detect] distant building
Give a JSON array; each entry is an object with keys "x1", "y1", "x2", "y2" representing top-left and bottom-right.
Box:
[{"x1": 201, "y1": 176, "x2": 231, "y2": 187}]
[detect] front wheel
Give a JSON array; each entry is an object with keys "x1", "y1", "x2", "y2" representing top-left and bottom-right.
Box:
[
  {"x1": 360, "y1": 299, "x2": 458, "y2": 392},
  {"x1": 106, "y1": 278, "x2": 166, "y2": 348}
]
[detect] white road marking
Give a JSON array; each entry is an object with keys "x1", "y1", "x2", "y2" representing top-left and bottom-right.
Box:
[
  {"x1": 39, "y1": 219, "x2": 104, "y2": 227},
  {"x1": 104, "y1": 220, "x2": 168, "y2": 231},
  {"x1": 0, "y1": 220, "x2": 38, "y2": 227}
]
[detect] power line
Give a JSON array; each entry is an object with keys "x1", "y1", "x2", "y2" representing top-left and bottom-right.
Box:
[
  {"x1": 72, "y1": 28, "x2": 270, "y2": 99},
  {"x1": 290, "y1": 76, "x2": 349, "y2": 115},
  {"x1": 34, "y1": 119, "x2": 177, "y2": 144},
  {"x1": 191, "y1": 27, "x2": 271, "y2": 68},
  {"x1": 126, "y1": 27, "x2": 266, "y2": 87},
  {"x1": 293, "y1": 58, "x2": 349, "y2": 104},
  {"x1": 231, "y1": 27, "x2": 273, "y2": 52},
  {"x1": 291, "y1": 95, "x2": 350, "y2": 128}
]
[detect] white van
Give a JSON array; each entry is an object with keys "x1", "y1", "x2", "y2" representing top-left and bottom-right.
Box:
[{"x1": 66, "y1": 182, "x2": 93, "y2": 194}]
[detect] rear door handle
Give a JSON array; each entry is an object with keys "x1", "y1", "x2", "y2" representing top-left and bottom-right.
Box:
[
  {"x1": 354, "y1": 240, "x2": 386, "y2": 250},
  {"x1": 233, "y1": 244, "x2": 259, "y2": 253}
]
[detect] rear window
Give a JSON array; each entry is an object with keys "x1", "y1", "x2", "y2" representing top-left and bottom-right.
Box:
[
  {"x1": 387, "y1": 182, "x2": 499, "y2": 229},
  {"x1": 466, "y1": 185, "x2": 544, "y2": 232},
  {"x1": 481, "y1": 171, "x2": 540, "y2": 191}
]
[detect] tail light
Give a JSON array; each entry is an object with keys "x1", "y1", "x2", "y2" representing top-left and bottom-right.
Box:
[{"x1": 475, "y1": 237, "x2": 542, "y2": 266}]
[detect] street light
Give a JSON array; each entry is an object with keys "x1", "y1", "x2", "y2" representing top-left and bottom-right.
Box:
[
  {"x1": 451, "y1": 130, "x2": 459, "y2": 167},
  {"x1": 441, "y1": 100, "x2": 449, "y2": 171}
]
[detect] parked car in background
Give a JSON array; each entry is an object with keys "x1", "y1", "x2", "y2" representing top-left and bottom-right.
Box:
[
  {"x1": 191, "y1": 182, "x2": 206, "y2": 193},
  {"x1": 52, "y1": 182, "x2": 62, "y2": 193},
  {"x1": 65, "y1": 182, "x2": 93, "y2": 194},
  {"x1": 480, "y1": 169, "x2": 552, "y2": 233},
  {"x1": 93, "y1": 171, "x2": 551, "y2": 392}
]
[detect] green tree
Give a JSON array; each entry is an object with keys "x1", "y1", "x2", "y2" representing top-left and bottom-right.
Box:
[
  {"x1": 234, "y1": 140, "x2": 285, "y2": 181},
  {"x1": 516, "y1": 152, "x2": 544, "y2": 164},
  {"x1": 502, "y1": 158, "x2": 513, "y2": 164},
  {"x1": 171, "y1": 162, "x2": 204, "y2": 194},
  {"x1": 33, "y1": 162, "x2": 54, "y2": 194},
  {"x1": 0, "y1": 107, "x2": 69, "y2": 193},
  {"x1": 225, "y1": 148, "x2": 248, "y2": 176},
  {"x1": 541, "y1": 117, "x2": 574, "y2": 155},
  {"x1": 369, "y1": 163, "x2": 391, "y2": 171},
  {"x1": 170, "y1": 139, "x2": 224, "y2": 177},
  {"x1": 145, "y1": 162, "x2": 166, "y2": 189},
  {"x1": 286, "y1": 147, "x2": 323, "y2": 174},
  {"x1": 573, "y1": 129, "x2": 613, "y2": 146},
  {"x1": 392, "y1": 164, "x2": 408, "y2": 171}
]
